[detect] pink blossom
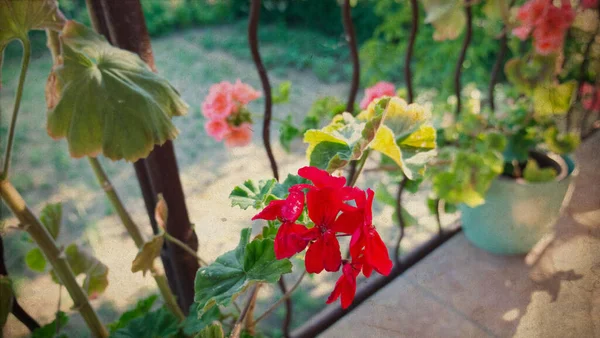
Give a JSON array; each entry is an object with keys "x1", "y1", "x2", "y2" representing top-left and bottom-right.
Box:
[
  {"x1": 202, "y1": 81, "x2": 236, "y2": 119},
  {"x1": 581, "y1": 0, "x2": 598, "y2": 9},
  {"x1": 205, "y1": 119, "x2": 231, "y2": 141},
  {"x1": 224, "y1": 123, "x2": 253, "y2": 147},
  {"x1": 512, "y1": 0, "x2": 575, "y2": 55},
  {"x1": 581, "y1": 83, "x2": 600, "y2": 112},
  {"x1": 232, "y1": 79, "x2": 261, "y2": 105},
  {"x1": 359, "y1": 81, "x2": 396, "y2": 109}
]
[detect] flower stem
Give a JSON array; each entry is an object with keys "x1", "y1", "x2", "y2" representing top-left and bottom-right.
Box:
[
  {"x1": 1, "y1": 39, "x2": 31, "y2": 180},
  {"x1": 0, "y1": 180, "x2": 108, "y2": 337},
  {"x1": 164, "y1": 232, "x2": 208, "y2": 266},
  {"x1": 254, "y1": 271, "x2": 306, "y2": 325},
  {"x1": 348, "y1": 150, "x2": 370, "y2": 187},
  {"x1": 230, "y1": 284, "x2": 261, "y2": 338},
  {"x1": 87, "y1": 157, "x2": 185, "y2": 321}
]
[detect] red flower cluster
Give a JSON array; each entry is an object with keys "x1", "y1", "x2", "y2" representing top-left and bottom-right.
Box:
[
  {"x1": 253, "y1": 166, "x2": 392, "y2": 309},
  {"x1": 512, "y1": 0, "x2": 575, "y2": 55}
]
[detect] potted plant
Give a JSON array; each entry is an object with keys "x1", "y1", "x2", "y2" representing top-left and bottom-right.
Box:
[{"x1": 426, "y1": 0, "x2": 598, "y2": 255}]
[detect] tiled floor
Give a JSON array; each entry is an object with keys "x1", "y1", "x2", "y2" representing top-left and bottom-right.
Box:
[{"x1": 321, "y1": 134, "x2": 600, "y2": 338}]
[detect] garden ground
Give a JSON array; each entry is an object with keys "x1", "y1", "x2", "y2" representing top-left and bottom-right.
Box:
[{"x1": 2, "y1": 26, "x2": 449, "y2": 337}]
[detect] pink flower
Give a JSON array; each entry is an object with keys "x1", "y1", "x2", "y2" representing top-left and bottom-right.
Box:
[
  {"x1": 359, "y1": 81, "x2": 396, "y2": 109},
  {"x1": 202, "y1": 81, "x2": 236, "y2": 119},
  {"x1": 581, "y1": 0, "x2": 598, "y2": 9},
  {"x1": 224, "y1": 123, "x2": 253, "y2": 147},
  {"x1": 581, "y1": 83, "x2": 600, "y2": 112},
  {"x1": 205, "y1": 119, "x2": 230, "y2": 141},
  {"x1": 232, "y1": 79, "x2": 261, "y2": 105},
  {"x1": 513, "y1": 0, "x2": 575, "y2": 55}
]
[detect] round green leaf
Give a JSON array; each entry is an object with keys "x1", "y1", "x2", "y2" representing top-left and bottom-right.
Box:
[
  {"x1": 0, "y1": 0, "x2": 65, "y2": 49},
  {"x1": 25, "y1": 247, "x2": 47, "y2": 272},
  {"x1": 46, "y1": 21, "x2": 188, "y2": 161}
]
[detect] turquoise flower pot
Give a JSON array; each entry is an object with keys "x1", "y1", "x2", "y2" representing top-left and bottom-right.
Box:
[{"x1": 459, "y1": 154, "x2": 577, "y2": 255}]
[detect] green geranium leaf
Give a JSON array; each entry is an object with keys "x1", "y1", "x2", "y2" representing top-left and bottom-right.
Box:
[
  {"x1": 0, "y1": 0, "x2": 65, "y2": 50},
  {"x1": 195, "y1": 322, "x2": 224, "y2": 338},
  {"x1": 544, "y1": 126, "x2": 580, "y2": 155},
  {"x1": 40, "y1": 203, "x2": 62, "y2": 240},
  {"x1": 308, "y1": 96, "x2": 346, "y2": 119},
  {"x1": 108, "y1": 295, "x2": 158, "y2": 332},
  {"x1": 421, "y1": 0, "x2": 465, "y2": 41},
  {"x1": 533, "y1": 81, "x2": 577, "y2": 117},
  {"x1": 110, "y1": 307, "x2": 179, "y2": 338},
  {"x1": 279, "y1": 115, "x2": 301, "y2": 152},
  {"x1": 0, "y1": 276, "x2": 13, "y2": 329},
  {"x1": 504, "y1": 55, "x2": 556, "y2": 95},
  {"x1": 271, "y1": 174, "x2": 310, "y2": 199},
  {"x1": 272, "y1": 81, "x2": 291, "y2": 104},
  {"x1": 32, "y1": 311, "x2": 69, "y2": 338},
  {"x1": 523, "y1": 159, "x2": 557, "y2": 183},
  {"x1": 305, "y1": 99, "x2": 388, "y2": 172},
  {"x1": 51, "y1": 243, "x2": 109, "y2": 298},
  {"x1": 25, "y1": 247, "x2": 47, "y2": 272},
  {"x1": 131, "y1": 234, "x2": 164, "y2": 276},
  {"x1": 430, "y1": 148, "x2": 503, "y2": 207},
  {"x1": 229, "y1": 179, "x2": 277, "y2": 210},
  {"x1": 182, "y1": 304, "x2": 221, "y2": 336},
  {"x1": 194, "y1": 228, "x2": 292, "y2": 317},
  {"x1": 46, "y1": 21, "x2": 188, "y2": 161}
]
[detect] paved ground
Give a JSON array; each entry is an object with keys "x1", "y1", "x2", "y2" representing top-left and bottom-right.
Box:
[{"x1": 322, "y1": 133, "x2": 600, "y2": 338}]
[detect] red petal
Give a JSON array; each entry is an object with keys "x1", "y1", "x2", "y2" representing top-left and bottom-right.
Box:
[
  {"x1": 331, "y1": 209, "x2": 362, "y2": 234},
  {"x1": 298, "y1": 166, "x2": 346, "y2": 189},
  {"x1": 365, "y1": 229, "x2": 393, "y2": 276},
  {"x1": 340, "y1": 264, "x2": 357, "y2": 309},
  {"x1": 307, "y1": 188, "x2": 343, "y2": 227},
  {"x1": 364, "y1": 189, "x2": 375, "y2": 226},
  {"x1": 362, "y1": 263, "x2": 373, "y2": 278},
  {"x1": 349, "y1": 227, "x2": 365, "y2": 260},
  {"x1": 305, "y1": 238, "x2": 325, "y2": 274},
  {"x1": 281, "y1": 189, "x2": 304, "y2": 222},
  {"x1": 322, "y1": 231, "x2": 342, "y2": 272},
  {"x1": 274, "y1": 222, "x2": 310, "y2": 259},
  {"x1": 252, "y1": 200, "x2": 284, "y2": 221}
]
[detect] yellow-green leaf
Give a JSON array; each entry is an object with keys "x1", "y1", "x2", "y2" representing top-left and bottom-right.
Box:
[
  {"x1": 0, "y1": 0, "x2": 65, "y2": 49},
  {"x1": 195, "y1": 322, "x2": 224, "y2": 338},
  {"x1": 40, "y1": 203, "x2": 62, "y2": 240},
  {"x1": 46, "y1": 21, "x2": 188, "y2": 161},
  {"x1": 504, "y1": 55, "x2": 556, "y2": 95},
  {"x1": 370, "y1": 125, "x2": 405, "y2": 172},
  {"x1": 523, "y1": 159, "x2": 557, "y2": 183},
  {"x1": 131, "y1": 234, "x2": 164, "y2": 276},
  {"x1": 421, "y1": 0, "x2": 465, "y2": 41},
  {"x1": 399, "y1": 125, "x2": 436, "y2": 150},
  {"x1": 533, "y1": 81, "x2": 577, "y2": 117},
  {"x1": 544, "y1": 126, "x2": 580, "y2": 155}
]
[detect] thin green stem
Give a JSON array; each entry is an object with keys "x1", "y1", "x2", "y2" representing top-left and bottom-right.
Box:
[
  {"x1": 87, "y1": 157, "x2": 185, "y2": 321},
  {"x1": 348, "y1": 150, "x2": 370, "y2": 187},
  {"x1": 164, "y1": 232, "x2": 208, "y2": 266},
  {"x1": 1, "y1": 39, "x2": 31, "y2": 180},
  {"x1": 0, "y1": 180, "x2": 108, "y2": 337},
  {"x1": 254, "y1": 271, "x2": 306, "y2": 325}
]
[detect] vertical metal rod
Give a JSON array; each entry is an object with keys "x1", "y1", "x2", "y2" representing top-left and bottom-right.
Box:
[
  {"x1": 393, "y1": 177, "x2": 407, "y2": 265},
  {"x1": 342, "y1": 0, "x2": 360, "y2": 113},
  {"x1": 488, "y1": 33, "x2": 507, "y2": 113},
  {"x1": 405, "y1": 0, "x2": 418, "y2": 104},
  {"x1": 454, "y1": 0, "x2": 473, "y2": 119},
  {"x1": 342, "y1": 0, "x2": 361, "y2": 185},
  {"x1": 248, "y1": 0, "x2": 279, "y2": 181}
]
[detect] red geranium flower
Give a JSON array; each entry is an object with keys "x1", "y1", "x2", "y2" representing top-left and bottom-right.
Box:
[
  {"x1": 337, "y1": 188, "x2": 393, "y2": 277},
  {"x1": 298, "y1": 167, "x2": 359, "y2": 274},
  {"x1": 326, "y1": 261, "x2": 362, "y2": 309}
]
